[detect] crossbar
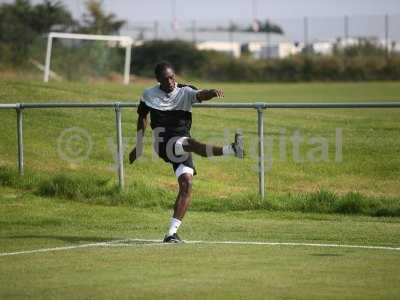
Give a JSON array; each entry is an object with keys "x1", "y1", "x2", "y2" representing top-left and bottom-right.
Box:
[
  {"x1": 1, "y1": 101, "x2": 400, "y2": 197},
  {"x1": 49, "y1": 32, "x2": 133, "y2": 44}
]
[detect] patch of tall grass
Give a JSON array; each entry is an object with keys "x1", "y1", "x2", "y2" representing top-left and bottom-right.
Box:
[{"x1": 1, "y1": 166, "x2": 399, "y2": 217}]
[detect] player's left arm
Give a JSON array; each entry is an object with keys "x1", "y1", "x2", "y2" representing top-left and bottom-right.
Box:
[{"x1": 196, "y1": 89, "x2": 224, "y2": 101}]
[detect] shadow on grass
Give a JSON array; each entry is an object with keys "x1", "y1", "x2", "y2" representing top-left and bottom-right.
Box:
[
  {"x1": 309, "y1": 253, "x2": 343, "y2": 257},
  {"x1": 0, "y1": 235, "x2": 118, "y2": 243}
]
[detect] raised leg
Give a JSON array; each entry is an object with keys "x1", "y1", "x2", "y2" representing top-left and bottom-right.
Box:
[{"x1": 182, "y1": 138, "x2": 223, "y2": 157}]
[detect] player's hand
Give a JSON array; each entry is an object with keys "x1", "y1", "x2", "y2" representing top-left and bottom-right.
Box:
[
  {"x1": 129, "y1": 147, "x2": 137, "y2": 164},
  {"x1": 212, "y1": 89, "x2": 224, "y2": 98}
]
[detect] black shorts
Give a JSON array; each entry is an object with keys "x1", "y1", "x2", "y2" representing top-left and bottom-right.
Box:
[{"x1": 154, "y1": 130, "x2": 197, "y2": 176}]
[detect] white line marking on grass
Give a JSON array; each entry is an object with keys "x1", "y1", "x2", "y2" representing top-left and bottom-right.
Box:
[
  {"x1": 1, "y1": 239, "x2": 399, "y2": 257},
  {"x1": 121, "y1": 239, "x2": 400, "y2": 251},
  {"x1": 182, "y1": 240, "x2": 400, "y2": 251},
  {"x1": 0, "y1": 239, "x2": 128, "y2": 257}
]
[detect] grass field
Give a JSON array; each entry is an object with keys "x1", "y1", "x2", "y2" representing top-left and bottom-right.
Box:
[
  {"x1": 1, "y1": 78, "x2": 400, "y2": 299},
  {"x1": 1, "y1": 191, "x2": 400, "y2": 299}
]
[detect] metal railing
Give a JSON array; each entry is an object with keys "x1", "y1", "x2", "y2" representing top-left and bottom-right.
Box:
[{"x1": 1, "y1": 101, "x2": 400, "y2": 198}]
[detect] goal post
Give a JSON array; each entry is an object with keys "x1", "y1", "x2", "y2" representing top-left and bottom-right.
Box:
[{"x1": 44, "y1": 32, "x2": 133, "y2": 85}]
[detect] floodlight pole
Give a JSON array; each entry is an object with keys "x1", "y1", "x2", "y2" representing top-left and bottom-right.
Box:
[
  {"x1": 44, "y1": 34, "x2": 53, "y2": 82},
  {"x1": 124, "y1": 43, "x2": 132, "y2": 85},
  {"x1": 344, "y1": 15, "x2": 349, "y2": 41},
  {"x1": 114, "y1": 102, "x2": 124, "y2": 190},
  {"x1": 304, "y1": 17, "x2": 309, "y2": 54},
  {"x1": 385, "y1": 14, "x2": 389, "y2": 58},
  {"x1": 252, "y1": 0, "x2": 257, "y2": 20},
  {"x1": 16, "y1": 104, "x2": 24, "y2": 175},
  {"x1": 192, "y1": 20, "x2": 197, "y2": 43},
  {"x1": 257, "y1": 106, "x2": 265, "y2": 198}
]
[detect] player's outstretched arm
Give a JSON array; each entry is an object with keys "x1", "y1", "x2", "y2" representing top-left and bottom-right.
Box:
[
  {"x1": 196, "y1": 89, "x2": 224, "y2": 102},
  {"x1": 129, "y1": 114, "x2": 148, "y2": 164}
]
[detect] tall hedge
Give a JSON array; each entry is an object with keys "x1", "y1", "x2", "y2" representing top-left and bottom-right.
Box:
[{"x1": 133, "y1": 40, "x2": 208, "y2": 77}]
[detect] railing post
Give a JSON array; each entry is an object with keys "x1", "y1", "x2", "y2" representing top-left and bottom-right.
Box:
[
  {"x1": 16, "y1": 104, "x2": 24, "y2": 175},
  {"x1": 114, "y1": 102, "x2": 124, "y2": 190},
  {"x1": 257, "y1": 106, "x2": 265, "y2": 198}
]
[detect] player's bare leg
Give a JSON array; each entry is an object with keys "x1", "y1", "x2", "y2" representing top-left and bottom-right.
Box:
[
  {"x1": 183, "y1": 133, "x2": 244, "y2": 158},
  {"x1": 183, "y1": 138, "x2": 223, "y2": 156},
  {"x1": 173, "y1": 173, "x2": 193, "y2": 219},
  {"x1": 163, "y1": 173, "x2": 192, "y2": 243}
]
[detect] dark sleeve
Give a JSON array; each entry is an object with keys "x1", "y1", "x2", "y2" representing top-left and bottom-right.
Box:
[
  {"x1": 137, "y1": 100, "x2": 150, "y2": 116},
  {"x1": 178, "y1": 83, "x2": 198, "y2": 90}
]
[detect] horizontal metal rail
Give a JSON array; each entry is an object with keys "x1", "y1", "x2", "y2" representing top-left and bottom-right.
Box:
[
  {"x1": 263, "y1": 102, "x2": 400, "y2": 109},
  {"x1": 197, "y1": 102, "x2": 400, "y2": 109},
  {"x1": 1, "y1": 102, "x2": 400, "y2": 110},
  {"x1": 0, "y1": 104, "x2": 19, "y2": 109},
  {"x1": 1, "y1": 101, "x2": 399, "y2": 198}
]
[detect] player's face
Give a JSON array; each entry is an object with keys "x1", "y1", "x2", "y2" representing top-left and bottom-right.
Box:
[{"x1": 158, "y1": 67, "x2": 176, "y2": 93}]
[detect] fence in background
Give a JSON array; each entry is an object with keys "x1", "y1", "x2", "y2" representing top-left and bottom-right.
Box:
[
  {"x1": 1, "y1": 102, "x2": 400, "y2": 198},
  {"x1": 123, "y1": 14, "x2": 400, "y2": 48}
]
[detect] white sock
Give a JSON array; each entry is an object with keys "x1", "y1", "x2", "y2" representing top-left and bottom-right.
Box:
[
  {"x1": 167, "y1": 218, "x2": 182, "y2": 236},
  {"x1": 222, "y1": 144, "x2": 235, "y2": 156}
]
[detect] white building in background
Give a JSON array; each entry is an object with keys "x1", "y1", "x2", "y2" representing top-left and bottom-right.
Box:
[
  {"x1": 195, "y1": 40, "x2": 305, "y2": 59},
  {"x1": 312, "y1": 41, "x2": 334, "y2": 55},
  {"x1": 259, "y1": 42, "x2": 303, "y2": 59},
  {"x1": 336, "y1": 37, "x2": 360, "y2": 48},
  {"x1": 335, "y1": 37, "x2": 400, "y2": 52},
  {"x1": 244, "y1": 42, "x2": 265, "y2": 59},
  {"x1": 376, "y1": 38, "x2": 399, "y2": 51},
  {"x1": 196, "y1": 41, "x2": 242, "y2": 58}
]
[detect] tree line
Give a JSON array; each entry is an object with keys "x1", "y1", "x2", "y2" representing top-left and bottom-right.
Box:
[
  {"x1": 1, "y1": 0, "x2": 399, "y2": 82},
  {"x1": 0, "y1": 0, "x2": 124, "y2": 64}
]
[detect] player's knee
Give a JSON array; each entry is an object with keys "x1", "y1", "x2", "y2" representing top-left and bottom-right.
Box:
[
  {"x1": 186, "y1": 138, "x2": 209, "y2": 157},
  {"x1": 183, "y1": 138, "x2": 196, "y2": 152},
  {"x1": 179, "y1": 174, "x2": 193, "y2": 195}
]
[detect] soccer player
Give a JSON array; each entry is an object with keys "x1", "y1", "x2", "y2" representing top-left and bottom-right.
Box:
[{"x1": 129, "y1": 62, "x2": 244, "y2": 243}]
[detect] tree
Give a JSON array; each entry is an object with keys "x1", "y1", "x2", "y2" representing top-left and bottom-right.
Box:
[
  {"x1": 247, "y1": 19, "x2": 284, "y2": 34},
  {"x1": 79, "y1": 0, "x2": 125, "y2": 35},
  {"x1": 228, "y1": 21, "x2": 240, "y2": 32},
  {"x1": 133, "y1": 40, "x2": 208, "y2": 76},
  {"x1": 0, "y1": 0, "x2": 73, "y2": 63},
  {"x1": 31, "y1": 0, "x2": 75, "y2": 34}
]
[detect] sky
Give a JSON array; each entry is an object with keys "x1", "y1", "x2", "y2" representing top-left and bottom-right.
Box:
[
  {"x1": 18, "y1": 0, "x2": 400, "y2": 22},
  {"x1": 106, "y1": 0, "x2": 400, "y2": 21},
  {"x1": 2, "y1": 0, "x2": 399, "y2": 40}
]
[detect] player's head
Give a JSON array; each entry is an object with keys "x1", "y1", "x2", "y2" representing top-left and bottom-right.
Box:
[{"x1": 155, "y1": 61, "x2": 176, "y2": 93}]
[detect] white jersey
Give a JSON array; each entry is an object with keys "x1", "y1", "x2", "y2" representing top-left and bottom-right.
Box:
[{"x1": 141, "y1": 84, "x2": 200, "y2": 112}]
